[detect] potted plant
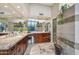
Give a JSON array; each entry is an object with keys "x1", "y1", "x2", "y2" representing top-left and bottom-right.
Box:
[{"x1": 58, "y1": 4, "x2": 69, "y2": 25}]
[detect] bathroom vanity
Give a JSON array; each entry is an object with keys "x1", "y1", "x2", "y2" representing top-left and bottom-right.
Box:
[
  {"x1": 0, "y1": 34, "x2": 28, "y2": 55},
  {"x1": 32, "y1": 32, "x2": 50, "y2": 43},
  {"x1": 0, "y1": 32, "x2": 8, "y2": 36},
  {"x1": 0, "y1": 32, "x2": 50, "y2": 55}
]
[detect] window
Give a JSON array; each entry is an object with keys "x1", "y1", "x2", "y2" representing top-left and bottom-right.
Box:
[
  {"x1": 27, "y1": 20, "x2": 37, "y2": 32},
  {"x1": 0, "y1": 23, "x2": 6, "y2": 32}
]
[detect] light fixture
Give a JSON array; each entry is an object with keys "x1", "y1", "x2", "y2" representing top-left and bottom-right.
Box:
[
  {"x1": 0, "y1": 12, "x2": 4, "y2": 14},
  {"x1": 4, "y1": 5, "x2": 8, "y2": 8},
  {"x1": 17, "y1": 6, "x2": 20, "y2": 8},
  {"x1": 39, "y1": 13, "x2": 44, "y2": 16}
]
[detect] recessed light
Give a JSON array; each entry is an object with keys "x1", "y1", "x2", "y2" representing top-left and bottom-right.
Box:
[
  {"x1": 17, "y1": 6, "x2": 20, "y2": 8},
  {"x1": 4, "y1": 5, "x2": 8, "y2": 8}
]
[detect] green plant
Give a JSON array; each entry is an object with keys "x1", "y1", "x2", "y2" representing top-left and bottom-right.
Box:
[
  {"x1": 14, "y1": 22, "x2": 24, "y2": 32},
  {"x1": 37, "y1": 22, "x2": 42, "y2": 27},
  {"x1": 58, "y1": 4, "x2": 69, "y2": 25}
]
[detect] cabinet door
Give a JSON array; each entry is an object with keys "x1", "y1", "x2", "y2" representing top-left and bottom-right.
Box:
[
  {"x1": 34, "y1": 33, "x2": 50, "y2": 43},
  {"x1": 42, "y1": 34, "x2": 50, "y2": 42}
]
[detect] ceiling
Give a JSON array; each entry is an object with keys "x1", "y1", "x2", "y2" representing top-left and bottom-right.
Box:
[
  {"x1": 0, "y1": 3, "x2": 28, "y2": 19},
  {"x1": 0, "y1": 3, "x2": 54, "y2": 20},
  {"x1": 39, "y1": 3, "x2": 53, "y2": 6}
]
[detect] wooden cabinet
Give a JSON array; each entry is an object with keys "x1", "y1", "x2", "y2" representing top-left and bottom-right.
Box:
[
  {"x1": 0, "y1": 32, "x2": 8, "y2": 36},
  {"x1": 34, "y1": 33, "x2": 50, "y2": 43},
  {"x1": 0, "y1": 32, "x2": 51, "y2": 55},
  {"x1": 0, "y1": 36, "x2": 28, "y2": 55},
  {"x1": 11, "y1": 37, "x2": 28, "y2": 55}
]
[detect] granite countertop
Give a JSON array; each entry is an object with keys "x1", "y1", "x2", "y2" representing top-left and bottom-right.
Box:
[
  {"x1": 0, "y1": 32, "x2": 50, "y2": 50},
  {"x1": 0, "y1": 32, "x2": 8, "y2": 35},
  {"x1": 0, "y1": 34, "x2": 27, "y2": 50},
  {"x1": 30, "y1": 31, "x2": 50, "y2": 34},
  {"x1": 0, "y1": 32, "x2": 8, "y2": 33},
  {"x1": 27, "y1": 32, "x2": 50, "y2": 35},
  {"x1": 30, "y1": 42, "x2": 55, "y2": 55}
]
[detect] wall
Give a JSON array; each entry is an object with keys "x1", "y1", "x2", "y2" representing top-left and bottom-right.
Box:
[
  {"x1": 75, "y1": 4, "x2": 79, "y2": 54},
  {"x1": 51, "y1": 4, "x2": 60, "y2": 19},
  {"x1": 57, "y1": 5, "x2": 75, "y2": 55},
  {"x1": 57, "y1": 22, "x2": 75, "y2": 54}
]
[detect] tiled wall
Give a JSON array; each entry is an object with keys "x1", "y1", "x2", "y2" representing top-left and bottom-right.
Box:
[
  {"x1": 57, "y1": 5, "x2": 75, "y2": 55},
  {"x1": 59, "y1": 41, "x2": 75, "y2": 55},
  {"x1": 57, "y1": 22, "x2": 75, "y2": 42},
  {"x1": 57, "y1": 22, "x2": 75, "y2": 55},
  {"x1": 75, "y1": 4, "x2": 79, "y2": 54}
]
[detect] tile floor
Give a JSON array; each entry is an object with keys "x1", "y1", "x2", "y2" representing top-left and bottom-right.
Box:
[
  {"x1": 24, "y1": 42, "x2": 55, "y2": 55},
  {"x1": 24, "y1": 43, "x2": 35, "y2": 55}
]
